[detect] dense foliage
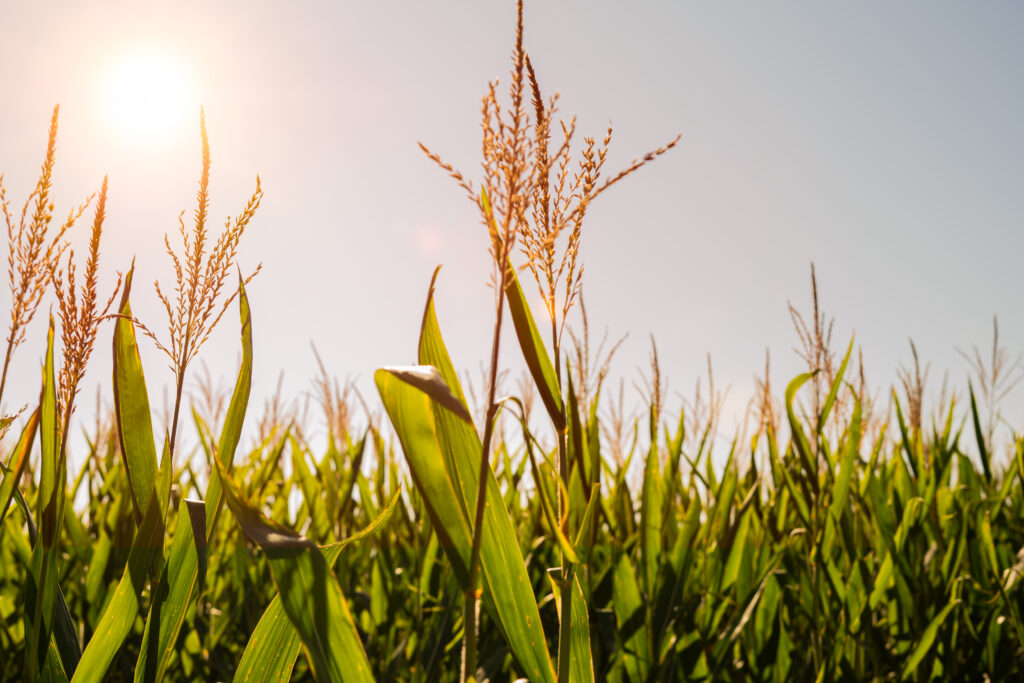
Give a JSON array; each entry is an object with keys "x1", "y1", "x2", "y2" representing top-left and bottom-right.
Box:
[
  {"x1": 2, "y1": 3, "x2": 1022, "y2": 681},
  {"x1": 1, "y1": 265, "x2": 1023, "y2": 680}
]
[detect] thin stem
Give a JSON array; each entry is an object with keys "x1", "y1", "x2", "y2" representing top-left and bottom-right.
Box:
[
  {"x1": 463, "y1": 273, "x2": 508, "y2": 682},
  {"x1": 0, "y1": 342, "x2": 14, "y2": 410},
  {"x1": 556, "y1": 426, "x2": 573, "y2": 683},
  {"x1": 550, "y1": 300, "x2": 574, "y2": 682},
  {"x1": 168, "y1": 315, "x2": 194, "y2": 458},
  {"x1": 168, "y1": 366, "x2": 186, "y2": 458},
  {"x1": 461, "y1": 590, "x2": 479, "y2": 682}
]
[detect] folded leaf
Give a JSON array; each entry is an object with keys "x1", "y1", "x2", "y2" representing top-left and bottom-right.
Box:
[{"x1": 216, "y1": 459, "x2": 373, "y2": 683}]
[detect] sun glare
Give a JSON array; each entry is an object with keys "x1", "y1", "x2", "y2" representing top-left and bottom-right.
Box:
[{"x1": 104, "y1": 51, "x2": 193, "y2": 145}]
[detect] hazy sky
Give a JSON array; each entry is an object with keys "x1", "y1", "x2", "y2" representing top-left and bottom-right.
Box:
[{"x1": 2, "y1": 1, "x2": 1023, "y2": 452}]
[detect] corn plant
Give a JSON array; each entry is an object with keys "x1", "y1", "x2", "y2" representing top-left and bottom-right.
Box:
[{"x1": 2, "y1": 3, "x2": 1024, "y2": 682}]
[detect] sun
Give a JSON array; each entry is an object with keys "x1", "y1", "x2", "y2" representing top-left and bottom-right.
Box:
[{"x1": 103, "y1": 50, "x2": 194, "y2": 145}]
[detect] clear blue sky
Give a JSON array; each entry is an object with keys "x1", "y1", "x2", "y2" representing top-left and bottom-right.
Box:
[{"x1": 2, "y1": 1, "x2": 1023, "y2": 453}]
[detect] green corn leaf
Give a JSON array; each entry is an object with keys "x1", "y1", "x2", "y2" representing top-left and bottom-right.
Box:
[
  {"x1": 784, "y1": 373, "x2": 818, "y2": 492},
  {"x1": 414, "y1": 276, "x2": 557, "y2": 682},
  {"x1": 721, "y1": 509, "x2": 752, "y2": 593},
  {"x1": 504, "y1": 267, "x2": 565, "y2": 431},
  {"x1": 655, "y1": 495, "x2": 702, "y2": 643},
  {"x1": 39, "y1": 641, "x2": 70, "y2": 682},
  {"x1": 662, "y1": 410, "x2": 685, "y2": 513},
  {"x1": 249, "y1": 427, "x2": 293, "y2": 499},
  {"x1": 612, "y1": 552, "x2": 650, "y2": 682},
  {"x1": 377, "y1": 365, "x2": 472, "y2": 425},
  {"x1": 711, "y1": 556, "x2": 782, "y2": 676},
  {"x1": 641, "y1": 404, "x2": 664, "y2": 595},
  {"x1": 376, "y1": 365, "x2": 556, "y2": 683},
  {"x1": 28, "y1": 317, "x2": 69, "y2": 679},
  {"x1": 504, "y1": 396, "x2": 578, "y2": 564},
  {"x1": 216, "y1": 458, "x2": 373, "y2": 683},
  {"x1": 84, "y1": 531, "x2": 112, "y2": 604},
  {"x1": 217, "y1": 274, "x2": 253, "y2": 464},
  {"x1": 566, "y1": 372, "x2": 590, "y2": 494},
  {"x1": 708, "y1": 466, "x2": 738, "y2": 538},
  {"x1": 291, "y1": 437, "x2": 331, "y2": 542},
  {"x1": 111, "y1": 266, "x2": 158, "y2": 526},
  {"x1": 375, "y1": 369, "x2": 472, "y2": 585},
  {"x1": 375, "y1": 276, "x2": 556, "y2": 682},
  {"x1": 336, "y1": 430, "x2": 367, "y2": 524},
  {"x1": 979, "y1": 510, "x2": 1000, "y2": 578},
  {"x1": 0, "y1": 407, "x2": 39, "y2": 524},
  {"x1": 51, "y1": 586, "x2": 81, "y2": 677},
  {"x1": 549, "y1": 573, "x2": 595, "y2": 683},
  {"x1": 586, "y1": 390, "x2": 603, "y2": 498},
  {"x1": 26, "y1": 543, "x2": 61, "y2": 679},
  {"x1": 205, "y1": 276, "x2": 253, "y2": 542},
  {"x1": 135, "y1": 499, "x2": 207, "y2": 683},
  {"x1": 233, "y1": 486, "x2": 402, "y2": 683},
  {"x1": 775, "y1": 450, "x2": 811, "y2": 529},
  {"x1": 572, "y1": 485, "x2": 601, "y2": 557},
  {"x1": 233, "y1": 608, "x2": 303, "y2": 683},
  {"x1": 38, "y1": 316, "x2": 58, "y2": 542},
  {"x1": 892, "y1": 391, "x2": 925, "y2": 480},
  {"x1": 817, "y1": 338, "x2": 853, "y2": 434},
  {"x1": 901, "y1": 599, "x2": 959, "y2": 680},
  {"x1": 868, "y1": 552, "x2": 894, "y2": 611},
  {"x1": 72, "y1": 494, "x2": 165, "y2": 683},
  {"x1": 824, "y1": 393, "x2": 861, "y2": 558},
  {"x1": 154, "y1": 436, "x2": 173, "y2": 556},
  {"x1": 967, "y1": 383, "x2": 991, "y2": 482}
]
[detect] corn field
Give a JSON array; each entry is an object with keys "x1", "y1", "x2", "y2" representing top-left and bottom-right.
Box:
[{"x1": 2, "y1": 3, "x2": 1024, "y2": 681}]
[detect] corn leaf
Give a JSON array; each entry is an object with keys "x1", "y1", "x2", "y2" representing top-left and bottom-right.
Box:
[
  {"x1": 72, "y1": 494, "x2": 165, "y2": 683},
  {"x1": 504, "y1": 268, "x2": 565, "y2": 430},
  {"x1": 205, "y1": 276, "x2": 253, "y2": 542},
  {"x1": 0, "y1": 407, "x2": 39, "y2": 524},
  {"x1": 233, "y1": 486, "x2": 402, "y2": 683},
  {"x1": 414, "y1": 280, "x2": 557, "y2": 682},
  {"x1": 641, "y1": 404, "x2": 664, "y2": 595},
  {"x1": 216, "y1": 458, "x2": 373, "y2": 683},
  {"x1": 901, "y1": 599, "x2": 959, "y2": 680},
  {"x1": 612, "y1": 552, "x2": 650, "y2": 682},
  {"x1": 27, "y1": 318, "x2": 69, "y2": 679},
  {"x1": 112, "y1": 266, "x2": 158, "y2": 526},
  {"x1": 550, "y1": 573, "x2": 596, "y2": 683},
  {"x1": 134, "y1": 499, "x2": 207, "y2": 683},
  {"x1": 817, "y1": 338, "x2": 853, "y2": 434}
]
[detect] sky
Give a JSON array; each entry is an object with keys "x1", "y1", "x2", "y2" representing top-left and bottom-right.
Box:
[{"x1": 1, "y1": 1, "x2": 1023, "y2": 458}]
